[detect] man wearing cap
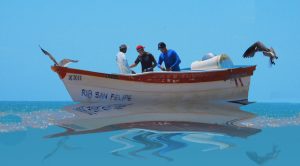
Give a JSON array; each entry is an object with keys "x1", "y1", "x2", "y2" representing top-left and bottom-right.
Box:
[
  {"x1": 129, "y1": 45, "x2": 157, "y2": 73},
  {"x1": 116, "y1": 44, "x2": 135, "y2": 74},
  {"x1": 157, "y1": 42, "x2": 181, "y2": 71}
]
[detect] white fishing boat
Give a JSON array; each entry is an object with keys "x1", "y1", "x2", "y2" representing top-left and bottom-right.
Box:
[
  {"x1": 51, "y1": 55, "x2": 256, "y2": 105},
  {"x1": 45, "y1": 54, "x2": 259, "y2": 137}
]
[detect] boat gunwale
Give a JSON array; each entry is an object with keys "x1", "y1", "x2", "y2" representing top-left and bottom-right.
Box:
[{"x1": 51, "y1": 65, "x2": 256, "y2": 84}]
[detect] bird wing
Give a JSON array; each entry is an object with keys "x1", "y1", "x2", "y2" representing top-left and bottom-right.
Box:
[
  {"x1": 255, "y1": 41, "x2": 270, "y2": 52},
  {"x1": 243, "y1": 42, "x2": 258, "y2": 58},
  {"x1": 243, "y1": 41, "x2": 270, "y2": 58},
  {"x1": 39, "y1": 46, "x2": 59, "y2": 65},
  {"x1": 67, "y1": 59, "x2": 79, "y2": 63},
  {"x1": 58, "y1": 59, "x2": 79, "y2": 67}
]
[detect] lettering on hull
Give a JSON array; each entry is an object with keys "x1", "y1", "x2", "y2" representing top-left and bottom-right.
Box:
[
  {"x1": 69, "y1": 75, "x2": 82, "y2": 81},
  {"x1": 81, "y1": 89, "x2": 132, "y2": 102}
]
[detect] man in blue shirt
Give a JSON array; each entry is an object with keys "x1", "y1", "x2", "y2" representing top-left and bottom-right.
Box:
[{"x1": 157, "y1": 42, "x2": 181, "y2": 71}]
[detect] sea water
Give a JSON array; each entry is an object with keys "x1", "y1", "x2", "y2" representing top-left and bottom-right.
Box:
[{"x1": 0, "y1": 101, "x2": 299, "y2": 166}]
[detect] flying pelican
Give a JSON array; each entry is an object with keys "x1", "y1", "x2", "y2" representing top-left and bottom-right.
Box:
[
  {"x1": 39, "y1": 46, "x2": 78, "y2": 67},
  {"x1": 243, "y1": 41, "x2": 278, "y2": 65}
]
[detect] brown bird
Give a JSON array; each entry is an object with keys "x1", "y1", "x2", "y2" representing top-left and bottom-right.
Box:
[
  {"x1": 39, "y1": 46, "x2": 78, "y2": 67},
  {"x1": 243, "y1": 41, "x2": 278, "y2": 65}
]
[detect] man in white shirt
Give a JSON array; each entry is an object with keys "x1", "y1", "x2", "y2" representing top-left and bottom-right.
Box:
[{"x1": 116, "y1": 44, "x2": 135, "y2": 74}]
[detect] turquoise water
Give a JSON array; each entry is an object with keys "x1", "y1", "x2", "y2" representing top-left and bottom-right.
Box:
[{"x1": 1, "y1": 102, "x2": 300, "y2": 166}]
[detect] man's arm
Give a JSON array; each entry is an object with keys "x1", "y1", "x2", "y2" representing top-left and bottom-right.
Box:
[
  {"x1": 150, "y1": 54, "x2": 157, "y2": 69},
  {"x1": 129, "y1": 63, "x2": 137, "y2": 68},
  {"x1": 130, "y1": 57, "x2": 140, "y2": 68},
  {"x1": 170, "y1": 50, "x2": 181, "y2": 70},
  {"x1": 122, "y1": 55, "x2": 133, "y2": 73},
  {"x1": 157, "y1": 55, "x2": 165, "y2": 71}
]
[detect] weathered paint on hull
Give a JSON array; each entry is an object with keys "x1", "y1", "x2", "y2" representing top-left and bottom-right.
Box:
[{"x1": 51, "y1": 66, "x2": 254, "y2": 104}]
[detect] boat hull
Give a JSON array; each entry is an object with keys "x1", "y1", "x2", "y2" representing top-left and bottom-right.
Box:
[{"x1": 51, "y1": 66, "x2": 255, "y2": 104}]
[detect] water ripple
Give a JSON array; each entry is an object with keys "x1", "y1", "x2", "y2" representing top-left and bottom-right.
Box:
[
  {"x1": 151, "y1": 133, "x2": 186, "y2": 161},
  {"x1": 0, "y1": 111, "x2": 75, "y2": 132},
  {"x1": 110, "y1": 129, "x2": 231, "y2": 161},
  {"x1": 238, "y1": 113, "x2": 300, "y2": 128},
  {"x1": 182, "y1": 133, "x2": 231, "y2": 152},
  {"x1": 110, "y1": 129, "x2": 141, "y2": 158}
]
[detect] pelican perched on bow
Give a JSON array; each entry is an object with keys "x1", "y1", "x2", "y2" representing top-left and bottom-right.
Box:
[
  {"x1": 243, "y1": 41, "x2": 278, "y2": 65},
  {"x1": 39, "y1": 46, "x2": 78, "y2": 67}
]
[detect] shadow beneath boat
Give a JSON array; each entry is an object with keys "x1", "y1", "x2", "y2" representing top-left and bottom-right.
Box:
[{"x1": 46, "y1": 101, "x2": 261, "y2": 138}]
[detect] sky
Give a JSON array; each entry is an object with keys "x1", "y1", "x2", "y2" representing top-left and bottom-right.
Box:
[{"x1": 1, "y1": 0, "x2": 300, "y2": 102}]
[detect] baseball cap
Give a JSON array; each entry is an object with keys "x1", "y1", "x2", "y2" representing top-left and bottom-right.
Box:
[
  {"x1": 158, "y1": 42, "x2": 166, "y2": 49},
  {"x1": 119, "y1": 44, "x2": 127, "y2": 49},
  {"x1": 136, "y1": 45, "x2": 144, "y2": 51}
]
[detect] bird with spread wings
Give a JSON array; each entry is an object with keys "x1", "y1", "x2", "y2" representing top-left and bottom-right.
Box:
[
  {"x1": 39, "y1": 46, "x2": 78, "y2": 67},
  {"x1": 243, "y1": 41, "x2": 278, "y2": 65}
]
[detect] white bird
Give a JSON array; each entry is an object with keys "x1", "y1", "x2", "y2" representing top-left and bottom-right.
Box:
[
  {"x1": 39, "y1": 46, "x2": 78, "y2": 67},
  {"x1": 243, "y1": 41, "x2": 278, "y2": 65},
  {"x1": 58, "y1": 59, "x2": 79, "y2": 67}
]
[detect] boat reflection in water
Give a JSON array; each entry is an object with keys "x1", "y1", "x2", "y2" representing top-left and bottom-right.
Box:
[{"x1": 47, "y1": 101, "x2": 260, "y2": 160}]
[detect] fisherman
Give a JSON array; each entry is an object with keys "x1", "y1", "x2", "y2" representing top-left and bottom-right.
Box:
[
  {"x1": 116, "y1": 44, "x2": 135, "y2": 74},
  {"x1": 157, "y1": 42, "x2": 181, "y2": 71},
  {"x1": 129, "y1": 45, "x2": 157, "y2": 73}
]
